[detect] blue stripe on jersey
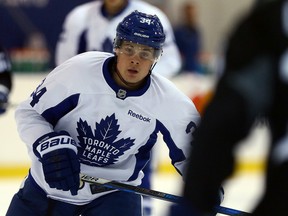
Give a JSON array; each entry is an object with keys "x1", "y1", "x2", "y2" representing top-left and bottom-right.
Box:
[
  {"x1": 41, "y1": 94, "x2": 80, "y2": 127},
  {"x1": 128, "y1": 130, "x2": 158, "y2": 182},
  {"x1": 77, "y1": 30, "x2": 87, "y2": 54},
  {"x1": 156, "y1": 120, "x2": 186, "y2": 174}
]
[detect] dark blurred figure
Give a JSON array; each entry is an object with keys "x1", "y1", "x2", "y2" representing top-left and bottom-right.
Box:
[
  {"x1": 0, "y1": 44, "x2": 12, "y2": 114},
  {"x1": 170, "y1": 0, "x2": 288, "y2": 215},
  {"x1": 174, "y1": 2, "x2": 202, "y2": 73}
]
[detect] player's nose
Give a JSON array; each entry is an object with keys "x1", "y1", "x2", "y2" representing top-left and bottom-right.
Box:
[{"x1": 130, "y1": 56, "x2": 140, "y2": 64}]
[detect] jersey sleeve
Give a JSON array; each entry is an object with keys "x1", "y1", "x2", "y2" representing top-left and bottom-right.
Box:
[
  {"x1": 55, "y1": 4, "x2": 91, "y2": 65},
  {"x1": 156, "y1": 83, "x2": 201, "y2": 176},
  {"x1": 15, "y1": 61, "x2": 81, "y2": 159},
  {"x1": 170, "y1": 103, "x2": 200, "y2": 176}
]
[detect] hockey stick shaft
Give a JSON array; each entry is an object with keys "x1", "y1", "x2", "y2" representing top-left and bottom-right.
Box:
[{"x1": 80, "y1": 174, "x2": 251, "y2": 216}]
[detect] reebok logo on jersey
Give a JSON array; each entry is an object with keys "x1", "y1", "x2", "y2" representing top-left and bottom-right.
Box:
[{"x1": 128, "y1": 110, "x2": 151, "y2": 123}]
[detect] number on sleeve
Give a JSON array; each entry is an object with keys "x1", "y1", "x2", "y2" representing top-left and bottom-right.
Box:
[
  {"x1": 30, "y1": 87, "x2": 47, "y2": 107},
  {"x1": 30, "y1": 79, "x2": 47, "y2": 107}
]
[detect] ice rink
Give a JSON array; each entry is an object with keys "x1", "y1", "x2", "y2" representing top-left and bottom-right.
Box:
[
  {"x1": 0, "y1": 73, "x2": 270, "y2": 215},
  {"x1": 0, "y1": 170, "x2": 266, "y2": 215},
  {"x1": 0, "y1": 171, "x2": 265, "y2": 215}
]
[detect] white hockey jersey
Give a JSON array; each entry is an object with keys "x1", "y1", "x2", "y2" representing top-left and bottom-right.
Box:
[
  {"x1": 55, "y1": 0, "x2": 181, "y2": 78},
  {"x1": 15, "y1": 51, "x2": 200, "y2": 204}
]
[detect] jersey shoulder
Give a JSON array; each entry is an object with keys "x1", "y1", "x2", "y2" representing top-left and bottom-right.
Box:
[
  {"x1": 64, "y1": 1, "x2": 101, "y2": 26},
  {"x1": 68, "y1": 1, "x2": 101, "y2": 16},
  {"x1": 49, "y1": 52, "x2": 113, "y2": 91},
  {"x1": 57, "y1": 51, "x2": 113, "y2": 73},
  {"x1": 151, "y1": 73, "x2": 193, "y2": 104},
  {"x1": 150, "y1": 74, "x2": 200, "y2": 120}
]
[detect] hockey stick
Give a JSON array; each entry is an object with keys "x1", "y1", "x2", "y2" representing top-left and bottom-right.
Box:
[{"x1": 80, "y1": 174, "x2": 250, "y2": 216}]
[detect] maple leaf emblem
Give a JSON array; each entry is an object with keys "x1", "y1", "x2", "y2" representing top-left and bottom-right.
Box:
[{"x1": 76, "y1": 114, "x2": 135, "y2": 166}]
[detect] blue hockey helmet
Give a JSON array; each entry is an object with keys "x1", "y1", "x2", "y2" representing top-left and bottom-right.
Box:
[{"x1": 114, "y1": 10, "x2": 166, "y2": 59}]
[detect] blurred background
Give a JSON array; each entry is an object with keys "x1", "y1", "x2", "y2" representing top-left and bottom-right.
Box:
[
  {"x1": 0, "y1": 0, "x2": 269, "y2": 215},
  {"x1": 0, "y1": 0, "x2": 254, "y2": 72}
]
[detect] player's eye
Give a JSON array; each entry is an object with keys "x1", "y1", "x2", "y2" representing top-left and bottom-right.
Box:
[
  {"x1": 122, "y1": 44, "x2": 135, "y2": 56},
  {"x1": 139, "y1": 51, "x2": 153, "y2": 60},
  {"x1": 123, "y1": 45, "x2": 135, "y2": 55}
]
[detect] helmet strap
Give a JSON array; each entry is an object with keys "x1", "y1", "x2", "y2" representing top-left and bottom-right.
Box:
[{"x1": 149, "y1": 61, "x2": 158, "y2": 74}]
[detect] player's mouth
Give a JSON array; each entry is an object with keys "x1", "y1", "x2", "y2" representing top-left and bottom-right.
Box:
[{"x1": 127, "y1": 68, "x2": 138, "y2": 74}]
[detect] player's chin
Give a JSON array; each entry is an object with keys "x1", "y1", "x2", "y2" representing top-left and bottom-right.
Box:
[{"x1": 125, "y1": 77, "x2": 144, "y2": 87}]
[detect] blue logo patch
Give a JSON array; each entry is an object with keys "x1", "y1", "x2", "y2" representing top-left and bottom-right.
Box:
[{"x1": 76, "y1": 114, "x2": 135, "y2": 166}]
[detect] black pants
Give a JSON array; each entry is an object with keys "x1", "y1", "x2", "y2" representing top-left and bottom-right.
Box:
[
  {"x1": 252, "y1": 160, "x2": 288, "y2": 216},
  {"x1": 6, "y1": 176, "x2": 142, "y2": 216}
]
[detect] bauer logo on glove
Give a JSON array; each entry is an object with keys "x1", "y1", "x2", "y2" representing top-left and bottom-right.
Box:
[{"x1": 33, "y1": 131, "x2": 78, "y2": 158}]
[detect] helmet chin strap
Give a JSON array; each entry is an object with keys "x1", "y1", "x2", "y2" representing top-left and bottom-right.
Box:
[{"x1": 149, "y1": 61, "x2": 159, "y2": 74}]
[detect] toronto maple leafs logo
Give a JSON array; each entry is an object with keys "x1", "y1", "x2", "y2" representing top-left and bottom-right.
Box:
[{"x1": 76, "y1": 114, "x2": 135, "y2": 166}]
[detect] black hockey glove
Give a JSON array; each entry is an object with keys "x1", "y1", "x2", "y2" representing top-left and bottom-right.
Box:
[
  {"x1": 169, "y1": 201, "x2": 216, "y2": 216},
  {"x1": 33, "y1": 131, "x2": 80, "y2": 195},
  {"x1": 0, "y1": 90, "x2": 8, "y2": 114},
  {"x1": 169, "y1": 187, "x2": 224, "y2": 216}
]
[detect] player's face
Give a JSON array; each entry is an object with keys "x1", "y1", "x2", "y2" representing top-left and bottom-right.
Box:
[
  {"x1": 104, "y1": 0, "x2": 127, "y2": 11},
  {"x1": 115, "y1": 41, "x2": 155, "y2": 89}
]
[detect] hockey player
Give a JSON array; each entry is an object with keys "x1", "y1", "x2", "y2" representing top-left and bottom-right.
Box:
[
  {"x1": 55, "y1": 0, "x2": 181, "y2": 79},
  {"x1": 0, "y1": 45, "x2": 12, "y2": 114},
  {"x1": 170, "y1": 0, "x2": 288, "y2": 215},
  {"x1": 6, "y1": 11, "x2": 200, "y2": 216},
  {"x1": 56, "y1": 1, "x2": 182, "y2": 214}
]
